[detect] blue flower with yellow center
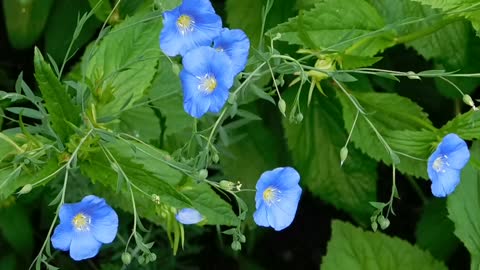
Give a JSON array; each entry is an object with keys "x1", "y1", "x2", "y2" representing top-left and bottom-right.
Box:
[
  {"x1": 180, "y1": 46, "x2": 234, "y2": 118},
  {"x1": 176, "y1": 208, "x2": 204, "y2": 224},
  {"x1": 213, "y1": 28, "x2": 250, "y2": 76},
  {"x1": 160, "y1": 0, "x2": 222, "y2": 56},
  {"x1": 427, "y1": 133, "x2": 470, "y2": 197},
  {"x1": 51, "y1": 195, "x2": 118, "y2": 261},
  {"x1": 253, "y1": 167, "x2": 302, "y2": 231}
]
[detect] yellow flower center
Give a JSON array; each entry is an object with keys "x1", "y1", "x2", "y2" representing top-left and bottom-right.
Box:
[
  {"x1": 263, "y1": 187, "x2": 280, "y2": 206},
  {"x1": 433, "y1": 155, "x2": 449, "y2": 173},
  {"x1": 199, "y1": 74, "x2": 217, "y2": 93},
  {"x1": 72, "y1": 213, "x2": 91, "y2": 231},
  {"x1": 177, "y1": 15, "x2": 194, "y2": 35}
]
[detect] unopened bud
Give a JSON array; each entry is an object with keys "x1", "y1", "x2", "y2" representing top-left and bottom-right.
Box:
[
  {"x1": 198, "y1": 169, "x2": 208, "y2": 179},
  {"x1": 278, "y1": 99, "x2": 286, "y2": 116},
  {"x1": 148, "y1": 253, "x2": 157, "y2": 262},
  {"x1": 121, "y1": 252, "x2": 132, "y2": 265},
  {"x1": 231, "y1": 240, "x2": 241, "y2": 251},
  {"x1": 407, "y1": 71, "x2": 420, "y2": 80},
  {"x1": 212, "y1": 153, "x2": 220, "y2": 163},
  {"x1": 151, "y1": 194, "x2": 161, "y2": 204},
  {"x1": 463, "y1": 94, "x2": 477, "y2": 110},
  {"x1": 239, "y1": 234, "x2": 246, "y2": 243},
  {"x1": 377, "y1": 215, "x2": 390, "y2": 230},
  {"x1": 219, "y1": 180, "x2": 236, "y2": 191},
  {"x1": 295, "y1": 113, "x2": 303, "y2": 123},
  {"x1": 340, "y1": 147, "x2": 348, "y2": 166},
  {"x1": 371, "y1": 221, "x2": 378, "y2": 232},
  {"x1": 17, "y1": 184, "x2": 32, "y2": 195},
  {"x1": 137, "y1": 255, "x2": 145, "y2": 265}
]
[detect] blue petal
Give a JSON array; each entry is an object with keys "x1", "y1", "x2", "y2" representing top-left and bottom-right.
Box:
[
  {"x1": 182, "y1": 47, "x2": 216, "y2": 76},
  {"x1": 209, "y1": 50, "x2": 234, "y2": 88},
  {"x1": 59, "y1": 202, "x2": 84, "y2": 223},
  {"x1": 89, "y1": 205, "x2": 118, "y2": 244},
  {"x1": 431, "y1": 168, "x2": 461, "y2": 197},
  {"x1": 207, "y1": 87, "x2": 229, "y2": 113},
  {"x1": 213, "y1": 29, "x2": 250, "y2": 75},
  {"x1": 159, "y1": 8, "x2": 183, "y2": 56},
  {"x1": 253, "y1": 202, "x2": 269, "y2": 227},
  {"x1": 51, "y1": 223, "x2": 73, "y2": 251},
  {"x1": 176, "y1": 208, "x2": 204, "y2": 224},
  {"x1": 447, "y1": 143, "x2": 470, "y2": 170},
  {"x1": 181, "y1": 0, "x2": 215, "y2": 13},
  {"x1": 439, "y1": 133, "x2": 466, "y2": 154},
  {"x1": 69, "y1": 231, "x2": 102, "y2": 261},
  {"x1": 427, "y1": 147, "x2": 442, "y2": 182}
]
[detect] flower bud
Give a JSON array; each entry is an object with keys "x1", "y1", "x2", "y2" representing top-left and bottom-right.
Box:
[
  {"x1": 463, "y1": 94, "x2": 477, "y2": 110},
  {"x1": 137, "y1": 255, "x2": 145, "y2": 265},
  {"x1": 212, "y1": 153, "x2": 220, "y2": 163},
  {"x1": 151, "y1": 194, "x2": 161, "y2": 205},
  {"x1": 17, "y1": 184, "x2": 32, "y2": 195},
  {"x1": 371, "y1": 221, "x2": 378, "y2": 232},
  {"x1": 340, "y1": 147, "x2": 348, "y2": 166},
  {"x1": 295, "y1": 113, "x2": 303, "y2": 123},
  {"x1": 407, "y1": 71, "x2": 420, "y2": 80},
  {"x1": 239, "y1": 234, "x2": 246, "y2": 243},
  {"x1": 231, "y1": 240, "x2": 241, "y2": 251},
  {"x1": 148, "y1": 253, "x2": 157, "y2": 262},
  {"x1": 121, "y1": 252, "x2": 132, "y2": 265},
  {"x1": 377, "y1": 215, "x2": 390, "y2": 230},
  {"x1": 198, "y1": 169, "x2": 208, "y2": 179},
  {"x1": 278, "y1": 99, "x2": 286, "y2": 116},
  {"x1": 219, "y1": 180, "x2": 236, "y2": 191}
]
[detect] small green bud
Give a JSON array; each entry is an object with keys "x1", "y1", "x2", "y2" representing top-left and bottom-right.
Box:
[
  {"x1": 231, "y1": 240, "x2": 242, "y2": 251},
  {"x1": 406, "y1": 71, "x2": 420, "y2": 80},
  {"x1": 137, "y1": 255, "x2": 145, "y2": 265},
  {"x1": 23, "y1": 158, "x2": 30, "y2": 165},
  {"x1": 148, "y1": 253, "x2": 157, "y2": 262},
  {"x1": 295, "y1": 113, "x2": 303, "y2": 123},
  {"x1": 219, "y1": 180, "x2": 236, "y2": 191},
  {"x1": 278, "y1": 99, "x2": 286, "y2": 116},
  {"x1": 377, "y1": 215, "x2": 390, "y2": 230},
  {"x1": 212, "y1": 153, "x2": 220, "y2": 163},
  {"x1": 198, "y1": 169, "x2": 208, "y2": 179},
  {"x1": 371, "y1": 221, "x2": 378, "y2": 232},
  {"x1": 151, "y1": 194, "x2": 161, "y2": 205},
  {"x1": 239, "y1": 234, "x2": 246, "y2": 243},
  {"x1": 17, "y1": 184, "x2": 32, "y2": 195},
  {"x1": 463, "y1": 94, "x2": 477, "y2": 110},
  {"x1": 340, "y1": 147, "x2": 348, "y2": 166},
  {"x1": 121, "y1": 252, "x2": 132, "y2": 265}
]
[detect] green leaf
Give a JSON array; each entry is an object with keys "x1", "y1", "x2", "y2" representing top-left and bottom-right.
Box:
[
  {"x1": 45, "y1": 0, "x2": 101, "y2": 64},
  {"x1": 416, "y1": 199, "x2": 459, "y2": 261},
  {"x1": 0, "y1": 204, "x2": 34, "y2": 258},
  {"x1": 83, "y1": 11, "x2": 162, "y2": 121},
  {"x1": 337, "y1": 89, "x2": 436, "y2": 178},
  {"x1": 440, "y1": 110, "x2": 480, "y2": 140},
  {"x1": 283, "y1": 89, "x2": 377, "y2": 221},
  {"x1": 34, "y1": 48, "x2": 81, "y2": 141},
  {"x1": 447, "y1": 141, "x2": 480, "y2": 260},
  {"x1": 117, "y1": 105, "x2": 161, "y2": 144},
  {"x1": 88, "y1": 0, "x2": 112, "y2": 22},
  {"x1": 321, "y1": 220, "x2": 448, "y2": 270},
  {"x1": 269, "y1": 0, "x2": 395, "y2": 56},
  {"x1": 410, "y1": 0, "x2": 480, "y2": 35}
]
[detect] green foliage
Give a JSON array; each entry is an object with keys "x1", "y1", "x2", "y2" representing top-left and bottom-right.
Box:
[
  {"x1": 269, "y1": 0, "x2": 395, "y2": 56},
  {"x1": 321, "y1": 220, "x2": 448, "y2": 270},
  {"x1": 0, "y1": 204, "x2": 34, "y2": 258},
  {"x1": 34, "y1": 48, "x2": 81, "y2": 142},
  {"x1": 284, "y1": 89, "x2": 377, "y2": 221},
  {"x1": 82, "y1": 11, "x2": 162, "y2": 120},
  {"x1": 337, "y1": 89, "x2": 435, "y2": 178},
  {"x1": 447, "y1": 142, "x2": 480, "y2": 267}
]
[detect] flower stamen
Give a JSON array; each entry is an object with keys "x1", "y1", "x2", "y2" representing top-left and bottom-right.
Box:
[
  {"x1": 72, "y1": 213, "x2": 91, "y2": 231},
  {"x1": 198, "y1": 74, "x2": 217, "y2": 93},
  {"x1": 433, "y1": 155, "x2": 450, "y2": 173},
  {"x1": 177, "y1": 15, "x2": 195, "y2": 35},
  {"x1": 263, "y1": 187, "x2": 280, "y2": 206}
]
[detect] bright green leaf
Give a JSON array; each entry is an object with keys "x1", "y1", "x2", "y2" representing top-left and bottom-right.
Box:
[{"x1": 321, "y1": 220, "x2": 448, "y2": 270}]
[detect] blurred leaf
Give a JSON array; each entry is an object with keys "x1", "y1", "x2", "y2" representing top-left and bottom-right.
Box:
[
  {"x1": 440, "y1": 110, "x2": 480, "y2": 140},
  {"x1": 337, "y1": 89, "x2": 436, "y2": 178},
  {"x1": 416, "y1": 199, "x2": 459, "y2": 261},
  {"x1": 268, "y1": 0, "x2": 395, "y2": 56},
  {"x1": 117, "y1": 105, "x2": 161, "y2": 143},
  {"x1": 45, "y1": 0, "x2": 101, "y2": 64},
  {"x1": 0, "y1": 254, "x2": 16, "y2": 270},
  {"x1": 34, "y1": 48, "x2": 81, "y2": 141},
  {"x1": 83, "y1": 11, "x2": 163, "y2": 120},
  {"x1": 447, "y1": 142, "x2": 480, "y2": 264},
  {"x1": 0, "y1": 204, "x2": 33, "y2": 258},
  {"x1": 88, "y1": 0, "x2": 112, "y2": 21},
  {"x1": 321, "y1": 220, "x2": 448, "y2": 270},
  {"x1": 2, "y1": 0, "x2": 54, "y2": 49},
  {"x1": 283, "y1": 89, "x2": 377, "y2": 221}
]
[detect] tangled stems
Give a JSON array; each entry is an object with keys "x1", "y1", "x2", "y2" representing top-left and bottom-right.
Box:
[{"x1": 29, "y1": 129, "x2": 94, "y2": 270}]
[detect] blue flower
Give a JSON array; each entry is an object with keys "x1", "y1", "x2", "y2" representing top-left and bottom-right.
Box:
[
  {"x1": 176, "y1": 208, "x2": 204, "y2": 224},
  {"x1": 213, "y1": 28, "x2": 250, "y2": 76},
  {"x1": 253, "y1": 167, "x2": 302, "y2": 231},
  {"x1": 160, "y1": 0, "x2": 222, "y2": 56},
  {"x1": 51, "y1": 195, "x2": 118, "y2": 261},
  {"x1": 180, "y1": 46, "x2": 234, "y2": 118},
  {"x1": 427, "y1": 133, "x2": 470, "y2": 197}
]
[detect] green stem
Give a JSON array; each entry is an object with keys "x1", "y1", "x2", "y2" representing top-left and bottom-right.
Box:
[{"x1": 394, "y1": 17, "x2": 460, "y2": 44}]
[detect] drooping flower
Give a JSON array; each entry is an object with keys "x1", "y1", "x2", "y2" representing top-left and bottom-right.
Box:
[
  {"x1": 51, "y1": 195, "x2": 118, "y2": 261},
  {"x1": 160, "y1": 0, "x2": 222, "y2": 57},
  {"x1": 180, "y1": 46, "x2": 234, "y2": 118},
  {"x1": 253, "y1": 167, "x2": 302, "y2": 231},
  {"x1": 213, "y1": 28, "x2": 250, "y2": 76},
  {"x1": 427, "y1": 133, "x2": 470, "y2": 197},
  {"x1": 176, "y1": 208, "x2": 204, "y2": 224}
]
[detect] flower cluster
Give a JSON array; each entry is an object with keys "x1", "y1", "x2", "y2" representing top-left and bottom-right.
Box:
[
  {"x1": 427, "y1": 133, "x2": 470, "y2": 197},
  {"x1": 51, "y1": 195, "x2": 118, "y2": 261},
  {"x1": 160, "y1": 0, "x2": 250, "y2": 118}
]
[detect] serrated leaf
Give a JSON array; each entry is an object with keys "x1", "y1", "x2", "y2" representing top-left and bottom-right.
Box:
[
  {"x1": 34, "y1": 48, "x2": 81, "y2": 141},
  {"x1": 440, "y1": 110, "x2": 480, "y2": 140},
  {"x1": 416, "y1": 199, "x2": 459, "y2": 261},
  {"x1": 337, "y1": 89, "x2": 436, "y2": 178},
  {"x1": 283, "y1": 89, "x2": 377, "y2": 221},
  {"x1": 83, "y1": 11, "x2": 163, "y2": 120},
  {"x1": 447, "y1": 142, "x2": 480, "y2": 261},
  {"x1": 321, "y1": 220, "x2": 448, "y2": 270},
  {"x1": 117, "y1": 105, "x2": 161, "y2": 143},
  {"x1": 269, "y1": 0, "x2": 395, "y2": 56}
]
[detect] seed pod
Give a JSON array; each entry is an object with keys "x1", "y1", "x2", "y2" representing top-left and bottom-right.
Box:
[{"x1": 278, "y1": 99, "x2": 286, "y2": 116}]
